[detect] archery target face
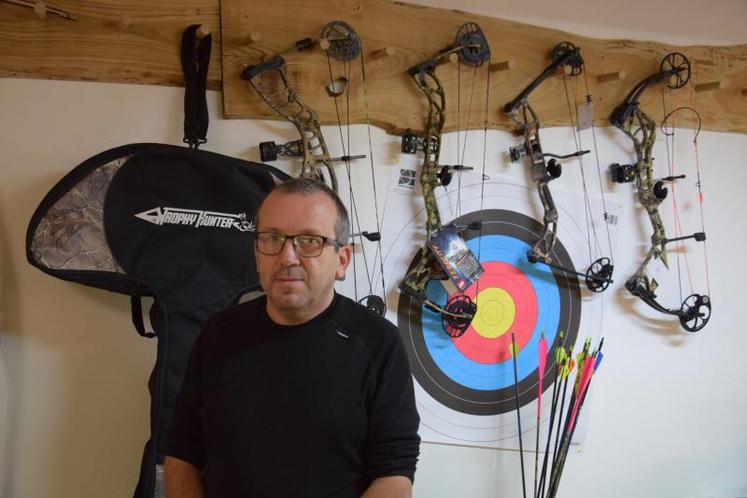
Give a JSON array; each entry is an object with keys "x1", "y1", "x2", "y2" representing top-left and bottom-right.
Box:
[{"x1": 381, "y1": 175, "x2": 612, "y2": 448}]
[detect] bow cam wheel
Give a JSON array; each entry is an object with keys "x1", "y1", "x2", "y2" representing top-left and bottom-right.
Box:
[
  {"x1": 321, "y1": 21, "x2": 362, "y2": 62},
  {"x1": 552, "y1": 42, "x2": 583, "y2": 76},
  {"x1": 455, "y1": 22, "x2": 491, "y2": 67},
  {"x1": 661, "y1": 52, "x2": 691, "y2": 89},
  {"x1": 359, "y1": 295, "x2": 386, "y2": 316},
  {"x1": 442, "y1": 294, "x2": 477, "y2": 338},
  {"x1": 585, "y1": 257, "x2": 614, "y2": 292},
  {"x1": 679, "y1": 293, "x2": 711, "y2": 332}
]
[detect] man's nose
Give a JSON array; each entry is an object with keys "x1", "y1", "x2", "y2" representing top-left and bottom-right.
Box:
[{"x1": 277, "y1": 237, "x2": 301, "y2": 265}]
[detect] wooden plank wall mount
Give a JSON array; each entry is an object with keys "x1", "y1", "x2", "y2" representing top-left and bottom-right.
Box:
[
  {"x1": 220, "y1": 0, "x2": 747, "y2": 134},
  {"x1": 1, "y1": 0, "x2": 745, "y2": 133},
  {"x1": 0, "y1": 0, "x2": 222, "y2": 89}
]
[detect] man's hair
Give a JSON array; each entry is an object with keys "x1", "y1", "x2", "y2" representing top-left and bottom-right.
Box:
[{"x1": 256, "y1": 177, "x2": 350, "y2": 244}]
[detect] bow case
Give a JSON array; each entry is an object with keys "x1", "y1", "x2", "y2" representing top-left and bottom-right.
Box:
[{"x1": 26, "y1": 143, "x2": 288, "y2": 497}]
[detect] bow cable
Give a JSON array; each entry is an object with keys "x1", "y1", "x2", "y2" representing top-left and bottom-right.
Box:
[{"x1": 325, "y1": 43, "x2": 387, "y2": 313}]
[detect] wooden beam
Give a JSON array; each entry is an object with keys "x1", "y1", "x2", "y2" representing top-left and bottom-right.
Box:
[{"x1": 0, "y1": 0, "x2": 222, "y2": 89}]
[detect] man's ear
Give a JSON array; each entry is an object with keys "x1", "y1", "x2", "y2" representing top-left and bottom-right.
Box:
[{"x1": 335, "y1": 244, "x2": 353, "y2": 280}]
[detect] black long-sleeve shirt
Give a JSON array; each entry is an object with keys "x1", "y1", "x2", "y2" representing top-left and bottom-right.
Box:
[{"x1": 167, "y1": 293, "x2": 420, "y2": 497}]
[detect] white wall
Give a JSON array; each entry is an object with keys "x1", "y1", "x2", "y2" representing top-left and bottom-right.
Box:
[{"x1": 2, "y1": 3, "x2": 746, "y2": 497}]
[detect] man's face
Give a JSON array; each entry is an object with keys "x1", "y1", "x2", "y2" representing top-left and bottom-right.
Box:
[{"x1": 255, "y1": 190, "x2": 351, "y2": 323}]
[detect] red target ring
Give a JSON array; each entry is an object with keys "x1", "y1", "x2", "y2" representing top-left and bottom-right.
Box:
[{"x1": 450, "y1": 261, "x2": 538, "y2": 364}]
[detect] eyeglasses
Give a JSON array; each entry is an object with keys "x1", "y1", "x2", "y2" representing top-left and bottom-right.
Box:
[{"x1": 255, "y1": 232, "x2": 343, "y2": 258}]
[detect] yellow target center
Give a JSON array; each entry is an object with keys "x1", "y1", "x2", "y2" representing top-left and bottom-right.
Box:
[{"x1": 472, "y1": 288, "x2": 516, "y2": 339}]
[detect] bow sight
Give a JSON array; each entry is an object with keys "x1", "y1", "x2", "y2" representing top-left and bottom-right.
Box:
[{"x1": 504, "y1": 41, "x2": 615, "y2": 293}]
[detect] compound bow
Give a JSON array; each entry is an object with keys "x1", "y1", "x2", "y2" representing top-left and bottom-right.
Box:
[
  {"x1": 398, "y1": 22, "x2": 491, "y2": 337},
  {"x1": 609, "y1": 52, "x2": 711, "y2": 332},
  {"x1": 240, "y1": 21, "x2": 386, "y2": 315},
  {"x1": 504, "y1": 42, "x2": 615, "y2": 293}
]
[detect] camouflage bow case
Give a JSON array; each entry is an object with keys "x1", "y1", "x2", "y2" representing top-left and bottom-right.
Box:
[{"x1": 26, "y1": 143, "x2": 288, "y2": 497}]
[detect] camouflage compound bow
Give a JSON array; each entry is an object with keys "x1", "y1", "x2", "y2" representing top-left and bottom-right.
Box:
[
  {"x1": 504, "y1": 42, "x2": 615, "y2": 293},
  {"x1": 398, "y1": 22, "x2": 491, "y2": 337},
  {"x1": 240, "y1": 21, "x2": 386, "y2": 315},
  {"x1": 609, "y1": 52, "x2": 711, "y2": 332}
]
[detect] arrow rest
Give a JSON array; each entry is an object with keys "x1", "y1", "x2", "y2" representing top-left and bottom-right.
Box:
[
  {"x1": 438, "y1": 164, "x2": 474, "y2": 187},
  {"x1": 653, "y1": 180, "x2": 669, "y2": 200}
]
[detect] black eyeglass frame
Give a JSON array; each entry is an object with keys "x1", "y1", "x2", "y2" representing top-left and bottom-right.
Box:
[{"x1": 255, "y1": 231, "x2": 344, "y2": 258}]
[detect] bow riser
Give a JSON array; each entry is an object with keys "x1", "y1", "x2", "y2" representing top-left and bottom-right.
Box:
[
  {"x1": 510, "y1": 102, "x2": 562, "y2": 265},
  {"x1": 397, "y1": 63, "x2": 453, "y2": 308},
  {"x1": 247, "y1": 63, "x2": 337, "y2": 191},
  {"x1": 416, "y1": 69, "x2": 447, "y2": 238},
  {"x1": 618, "y1": 109, "x2": 669, "y2": 268}
]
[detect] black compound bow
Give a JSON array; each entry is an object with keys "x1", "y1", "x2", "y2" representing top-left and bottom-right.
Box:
[
  {"x1": 609, "y1": 52, "x2": 711, "y2": 332},
  {"x1": 240, "y1": 21, "x2": 386, "y2": 315},
  {"x1": 398, "y1": 22, "x2": 491, "y2": 337},
  {"x1": 504, "y1": 42, "x2": 615, "y2": 293}
]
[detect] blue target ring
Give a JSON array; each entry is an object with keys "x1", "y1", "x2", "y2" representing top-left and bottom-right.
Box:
[{"x1": 423, "y1": 235, "x2": 561, "y2": 390}]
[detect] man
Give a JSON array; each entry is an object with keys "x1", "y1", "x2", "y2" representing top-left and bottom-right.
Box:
[{"x1": 164, "y1": 178, "x2": 420, "y2": 497}]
